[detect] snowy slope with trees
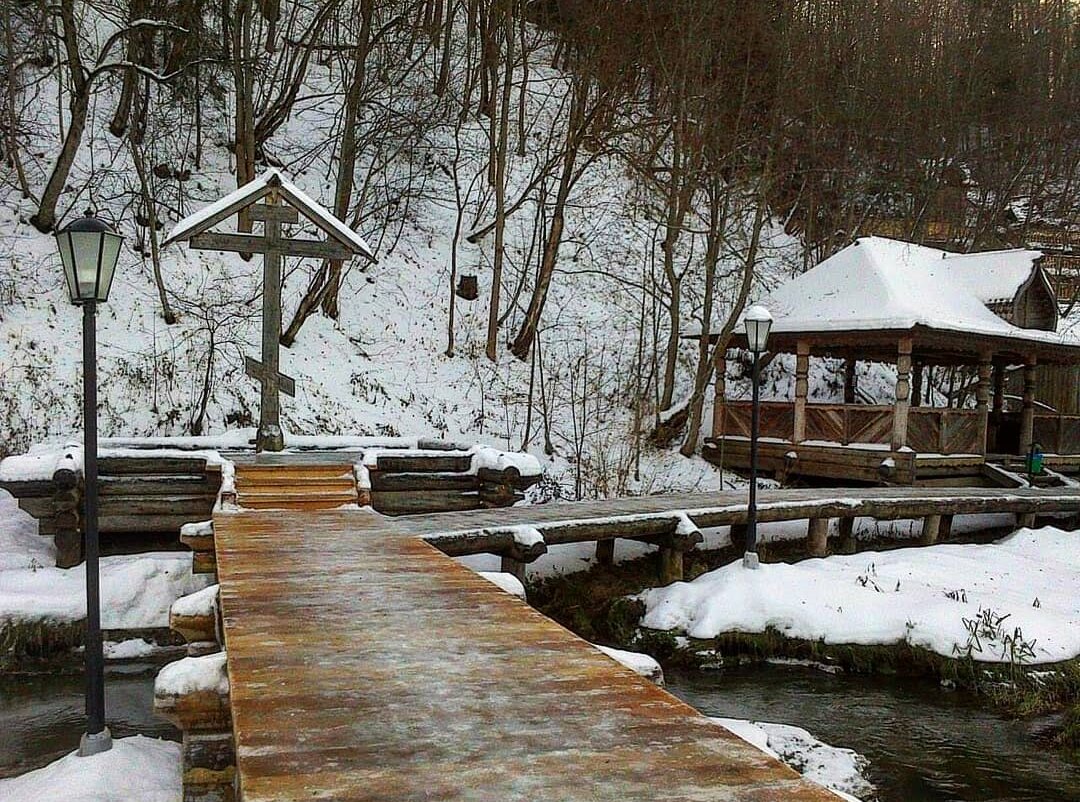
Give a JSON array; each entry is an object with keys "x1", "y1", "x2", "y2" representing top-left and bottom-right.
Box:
[{"x1": 1, "y1": 1, "x2": 1077, "y2": 500}]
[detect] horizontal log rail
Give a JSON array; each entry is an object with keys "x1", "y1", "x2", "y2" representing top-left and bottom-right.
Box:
[{"x1": 420, "y1": 486, "x2": 1080, "y2": 556}]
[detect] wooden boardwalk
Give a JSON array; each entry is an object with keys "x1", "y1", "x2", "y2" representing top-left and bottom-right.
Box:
[{"x1": 214, "y1": 508, "x2": 840, "y2": 801}]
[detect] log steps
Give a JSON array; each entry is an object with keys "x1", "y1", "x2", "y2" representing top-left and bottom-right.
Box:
[
  {"x1": 155, "y1": 585, "x2": 236, "y2": 802},
  {"x1": 234, "y1": 464, "x2": 358, "y2": 510}
]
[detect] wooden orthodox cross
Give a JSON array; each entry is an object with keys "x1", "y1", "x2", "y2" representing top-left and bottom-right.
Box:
[{"x1": 164, "y1": 170, "x2": 375, "y2": 451}]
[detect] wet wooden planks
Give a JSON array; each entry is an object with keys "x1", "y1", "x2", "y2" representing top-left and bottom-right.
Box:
[{"x1": 213, "y1": 508, "x2": 840, "y2": 801}]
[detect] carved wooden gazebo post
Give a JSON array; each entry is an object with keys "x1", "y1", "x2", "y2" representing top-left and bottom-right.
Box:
[
  {"x1": 711, "y1": 349, "x2": 727, "y2": 440},
  {"x1": 793, "y1": 340, "x2": 809, "y2": 443},
  {"x1": 892, "y1": 336, "x2": 913, "y2": 450},
  {"x1": 992, "y1": 362, "x2": 1006, "y2": 414},
  {"x1": 976, "y1": 351, "x2": 993, "y2": 455},
  {"x1": 1020, "y1": 357, "x2": 1038, "y2": 455}
]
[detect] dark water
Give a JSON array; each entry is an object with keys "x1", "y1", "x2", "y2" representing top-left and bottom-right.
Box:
[
  {"x1": 667, "y1": 664, "x2": 1080, "y2": 802},
  {"x1": 1, "y1": 664, "x2": 1077, "y2": 799},
  {"x1": 0, "y1": 666, "x2": 179, "y2": 779}
]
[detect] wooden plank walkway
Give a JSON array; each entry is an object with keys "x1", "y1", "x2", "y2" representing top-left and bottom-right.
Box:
[{"x1": 214, "y1": 508, "x2": 841, "y2": 801}]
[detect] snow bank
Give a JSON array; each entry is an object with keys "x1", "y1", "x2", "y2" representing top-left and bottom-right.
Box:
[
  {"x1": 0, "y1": 444, "x2": 78, "y2": 482},
  {"x1": 478, "y1": 571, "x2": 526, "y2": 599},
  {"x1": 155, "y1": 651, "x2": 229, "y2": 697},
  {"x1": 593, "y1": 644, "x2": 664, "y2": 685},
  {"x1": 468, "y1": 445, "x2": 542, "y2": 477},
  {"x1": 711, "y1": 718, "x2": 872, "y2": 802},
  {"x1": 0, "y1": 735, "x2": 180, "y2": 802},
  {"x1": 640, "y1": 527, "x2": 1080, "y2": 663},
  {"x1": 0, "y1": 551, "x2": 213, "y2": 629},
  {"x1": 0, "y1": 491, "x2": 51, "y2": 571},
  {"x1": 103, "y1": 638, "x2": 161, "y2": 659}
]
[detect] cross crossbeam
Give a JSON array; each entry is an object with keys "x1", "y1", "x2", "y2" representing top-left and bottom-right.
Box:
[{"x1": 244, "y1": 356, "x2": 295, "y2": 397}]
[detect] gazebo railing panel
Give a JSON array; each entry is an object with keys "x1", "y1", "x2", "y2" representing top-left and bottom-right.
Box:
[
  {"x1": 845, "y1": 407, "x2": 894, "y2": 445},
  {"x1": 909, "y1": 408, "x2": 983, "y2": 454},
  {"x1": 804, "y1": 406, "x2": 844, "y2": 443},
  {"x1": 718, "y1": 401, "x2": 793, "y2": 441},
  {"x1": 1033, "y1": 413, "x2": 1080, "y2": 454}
]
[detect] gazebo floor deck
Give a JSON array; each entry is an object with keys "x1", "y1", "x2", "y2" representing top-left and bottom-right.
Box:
[{"x1": 213, "y1": 508, "x2": 842, "y2": 801}]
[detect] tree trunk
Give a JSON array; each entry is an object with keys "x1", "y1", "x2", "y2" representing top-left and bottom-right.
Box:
[
  {"x1": 321, "y1": 1, "x2": 373, "y2": 320},
  {"x1": 485, "y1": 2, "x2": 514, "y2": 361},
  {"x1": 31, "y1": 3, "x2": 87, "y2": 232},
  {"x1": 130, "y1": 129, "x2": 177, "y2": 324},
  {"x1": 509, "y1": 82, "x2": 586, "y2": 360},
  {"x1": 681, "y1": 193, "x2": 766, "y2": 456}
]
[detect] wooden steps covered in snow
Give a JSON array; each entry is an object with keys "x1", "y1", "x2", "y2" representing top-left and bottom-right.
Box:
[{"x1": 212, "y1": 507, "x2": 841, "y2": 802}]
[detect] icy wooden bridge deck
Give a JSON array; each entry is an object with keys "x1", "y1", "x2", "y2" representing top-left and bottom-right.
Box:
[
  {"x1": 214, "y1": 507, "x2": 840, "y2": 801},
  {"x1": 210, "y1": 485, "x2": 1080, "y2": 800}
]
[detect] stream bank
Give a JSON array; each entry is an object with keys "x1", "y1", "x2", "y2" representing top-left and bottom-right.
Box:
[{"x1": 530, "y1": 536, "x2": 1080, "y2": 751}]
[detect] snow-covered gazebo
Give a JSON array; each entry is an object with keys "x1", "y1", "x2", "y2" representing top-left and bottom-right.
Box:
[{"x1": 707, "y1": 237, "x2": 1080, "y2": 485}]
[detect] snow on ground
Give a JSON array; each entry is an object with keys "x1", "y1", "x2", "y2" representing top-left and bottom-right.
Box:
[
  {"x1": 0, "y1": 551, "x2": 212, "y2": 629},
  {"x1": 593, "y1": 644, "x2": 665, "y2": 685},
  {"x1": 711, "y1": 718, "x2": 873, "y2": 802},
  {"x1": 0, "y1": 735, "x2": 181, "y2": 802},
  {"x1": 0, "y1": 490, "x2": 50, "y2": 571},
  {"x1": 640, "y1": 527, "x2": 1080, "y2": 663},
  {"x1": 0, "y1": 491, "x2": 211, "y2": 631}
]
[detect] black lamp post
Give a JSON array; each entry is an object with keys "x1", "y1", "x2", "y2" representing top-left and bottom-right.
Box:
[
  {"x1": 743, "y1": 304, "x2": 773, "y2": 569},
  {"x1": 56, "y1": 210, "x2": 123, "y2": 757}
]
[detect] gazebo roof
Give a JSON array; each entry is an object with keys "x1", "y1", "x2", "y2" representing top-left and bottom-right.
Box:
[{"x1": 725, "y1": 237, "x2": 1080, "y2": 364}]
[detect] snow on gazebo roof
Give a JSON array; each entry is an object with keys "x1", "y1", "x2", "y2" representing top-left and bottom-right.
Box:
[
  {"x1": 163, "y1": 168, "x2": 375, "y2": 261},
  {"x1": 743, "y1": 236, "x2": 1074, "y2": 348}
]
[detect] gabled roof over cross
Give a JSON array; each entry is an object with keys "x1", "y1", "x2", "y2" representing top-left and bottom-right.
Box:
[{"x1": 163, "y1": 168, "x2": 375, "y2": 262}]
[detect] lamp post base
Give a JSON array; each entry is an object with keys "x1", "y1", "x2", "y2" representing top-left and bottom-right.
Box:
[
  {"x1": 742, "y1": 551, "x2": 760, "y2": 570},
  {"x1": 78, "y1": 727, "x2": 112, "y2": 757}
]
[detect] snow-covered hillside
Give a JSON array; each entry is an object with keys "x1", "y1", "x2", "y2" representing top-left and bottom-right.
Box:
[{"x1": 0, "y1": 5, "x2": 824, "y2": 498}]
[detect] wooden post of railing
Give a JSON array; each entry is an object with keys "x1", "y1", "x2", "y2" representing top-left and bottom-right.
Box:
[
  {"x1": 911, "y1": 363, "x2": 923, "y2": 408},
  {"x1": 992, "y1": 362, "x2": 1005, "y2": 414},
  {"x1": 976, "y1": 353, "x2": 992, "y2": 456},
  {"x1": 1020, "y1": 358, "x2": 1037, "y2": 456},
  {"x1": 892, "y1": 337, "x2": 913, "y2": 450},
  {"x1": 712, "y1": 351, "x2": 727, "y2": 438},
  {"x1": 793, "y1": 341, "x2": 809, "y2": 443},
  {"x1": 807, "y1": 518, "x2": 829, "y2": 557},
  {"x1": 843, "y1": 356, "x2": 857, "y2": 404}
]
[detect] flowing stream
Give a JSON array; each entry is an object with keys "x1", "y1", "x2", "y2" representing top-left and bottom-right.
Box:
[
  {"x1": 2, "y1": 663, "x2": 1078, "y2": 800},
  {"x1": 667, "y1": 664, "x2": 1080, "y2": 802},
  {"x1": 0, "y1": 665, "x2": 178, "y2": 779}
]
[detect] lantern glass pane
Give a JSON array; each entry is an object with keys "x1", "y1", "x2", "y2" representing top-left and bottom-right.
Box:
[
  {"x1": 56, "y1": 231, "x2": 79, "y2": 304},
  {"x1": 95, "y1": 232, "x2": 123, "y2": 302},
  {"x1": 69, "y1": 231, "x2": 102, "y2": 301}
]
